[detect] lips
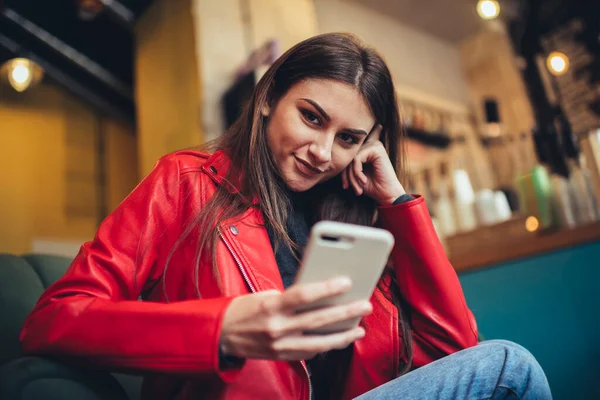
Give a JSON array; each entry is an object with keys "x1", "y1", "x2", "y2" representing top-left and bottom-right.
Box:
[{"x1": 293, "y1": 155, "x2": 323, "y2": 177}]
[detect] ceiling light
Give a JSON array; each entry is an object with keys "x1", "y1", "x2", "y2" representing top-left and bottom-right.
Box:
[
  {"x1": 477, "y1": 0, "x2": 500, "y2": 20},
  {"x1": 0, "y1": 58, "x2": 44, "y2": 92},
  {"x1": 546, "y1": 51, "x2": 570, "y2": 76},
  {"x1": 77, "y1": 0, "x2": 105, "y2": 20}
]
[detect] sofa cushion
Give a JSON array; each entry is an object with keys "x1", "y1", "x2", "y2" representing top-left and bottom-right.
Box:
[
  {"x1": 23, "y1": 254, "x2": 74, "y2": 289},
  {"x1": 0, "y1": 253, "x2": 72, "y2": 366},
  {"x1": 0, "y1": 254, "x2": 51, "y2": 366},
  {"x1": 0, "y1": 253, "x2": 143, "y2": 399},
  {"x1": 0, "y1": 356, "x2": 130, "y2": 400}
]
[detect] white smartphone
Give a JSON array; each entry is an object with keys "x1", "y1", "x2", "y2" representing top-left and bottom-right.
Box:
[{"x1": 294, "y1": 220, "x2": 395, "y2": 334}]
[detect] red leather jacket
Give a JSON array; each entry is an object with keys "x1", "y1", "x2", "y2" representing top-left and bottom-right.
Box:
[{"x1": 20, "y1": 150, "x2": 478, "y2": 400}]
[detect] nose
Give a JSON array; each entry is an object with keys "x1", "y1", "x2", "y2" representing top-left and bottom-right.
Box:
[{"x1": 308, "y1": 133, "x2": 333, "y2": 165}]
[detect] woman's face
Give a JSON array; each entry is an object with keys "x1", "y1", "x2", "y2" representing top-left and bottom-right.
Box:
[{"x1": 265, "y1": 79, "x2": 376, "y2": 192}]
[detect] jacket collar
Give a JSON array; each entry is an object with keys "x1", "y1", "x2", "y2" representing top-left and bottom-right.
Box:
[
  {"x1": 201, "y1": 150, "x2": 260, "y2": 205},
  {"x1": 201, "y1": 150, "x2": 241, "y2": 194},
  {"x1": 204, "y1": 151, "x2": 284, "y2": 292}
]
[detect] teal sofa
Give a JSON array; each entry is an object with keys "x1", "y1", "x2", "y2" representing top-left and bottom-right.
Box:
[{"x1": 0, "y1": 253, "x2": 142, "y2": 400}]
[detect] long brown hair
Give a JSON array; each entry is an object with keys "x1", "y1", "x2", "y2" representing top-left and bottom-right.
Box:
[{"x1": 169, "y1": 32, "x2": 413, "y2": 375}]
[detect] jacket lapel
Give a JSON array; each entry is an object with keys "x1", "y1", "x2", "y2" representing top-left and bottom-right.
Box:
[
  {"x1": 205, "y1": 150, "x2": 284, "y2": 292},
  {"x1": 220, "y1": 207, "x2": 285, "y2": 293}
]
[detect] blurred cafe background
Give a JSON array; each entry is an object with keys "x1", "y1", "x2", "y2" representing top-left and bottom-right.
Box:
[{"x1": 0, "y1": 0, "x2": 599, "y2": 398}]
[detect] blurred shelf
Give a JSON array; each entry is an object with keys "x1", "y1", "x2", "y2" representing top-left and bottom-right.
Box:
[
  {"x1": 449, "y1": 220, "x2": 600, "y2": 273},
  {"x1": 405, "y1": 127, "x2": 456, "y2": 149}
]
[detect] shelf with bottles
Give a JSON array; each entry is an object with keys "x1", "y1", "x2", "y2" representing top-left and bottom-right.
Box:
[
  {"x1": 398, "y1": 97, "x2": 598, "y2": 259},
  {"x1": 403, "y1": 128, "x2": 589, "y2": 256},
  {"x1": 406, "y1": 155, "x2": 513, "y2": 254},
  {"x1": 399, "y1": 99, "x2": 468, "y2": 149},
  {"x1": 514, "y1": 123, "x2": 600, "y2": 232},
  {"x1": 443, "y1": 128, "x2": 600, "y2": 271},
  {"x1": 404, "y1": 115, "x2": 514, "y2": 236},
  {"x1": 475, "y1": 95, "x2": 600, "y2": 232}
]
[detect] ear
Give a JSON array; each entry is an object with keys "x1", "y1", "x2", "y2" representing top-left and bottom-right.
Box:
[
  {"x1": 365, "y1": 124, "x2": 382, "y2": 143},
  {"x1": 260, "y1": 102, "x2": 271, "y2": 118}
]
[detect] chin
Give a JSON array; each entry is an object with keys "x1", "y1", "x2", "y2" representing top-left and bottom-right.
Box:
[
  {"x1": 282, "y1": 173, "x2": 318, "y2": 192},
  {"x1": 285, "y1": 180, "x2": 315, "y2": 192}
]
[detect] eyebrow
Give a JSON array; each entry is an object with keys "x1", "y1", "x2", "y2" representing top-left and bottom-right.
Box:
[
  {"x1": 299, "y1": 98, "x2": 369, "y2": 136},
  {"x1": 300, "y1": 98, "x2": 331, "y2": 122}
]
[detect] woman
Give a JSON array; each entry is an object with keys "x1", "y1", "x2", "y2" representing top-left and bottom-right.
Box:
[{"x1": 20, "y1": 33, "x2": 551, "y2": 399}]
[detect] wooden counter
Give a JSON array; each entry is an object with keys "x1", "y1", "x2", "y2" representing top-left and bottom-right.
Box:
[{"x1": 448, "y1": 219, "x2": 600, "y2": 273}]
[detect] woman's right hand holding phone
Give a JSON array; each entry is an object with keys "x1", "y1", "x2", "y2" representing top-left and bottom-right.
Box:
[{"x1": 220, "y1": 277, "x2": 372, "y2": 361}]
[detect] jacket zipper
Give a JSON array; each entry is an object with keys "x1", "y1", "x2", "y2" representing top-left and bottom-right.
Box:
[
  {"x1": 218, "y1": 228, "x2": 313, "y2": 400},
  {"x1": 391, "y1": 300, "x2": 400, "y2": 377},
  {"x1": 218, "y1": 228, "x2": 256, "y2": 293},
  {"x1": 300, "y1": 361, "x2": 313, "y2": 400}
]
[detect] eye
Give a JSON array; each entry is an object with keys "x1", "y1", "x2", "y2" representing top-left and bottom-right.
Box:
[
  {"x1": 301, "y1": 109, "x2": 322, "y2": 126},
  {"x1": 338, "y1": 132, "x2": 360, "y2": 145}
]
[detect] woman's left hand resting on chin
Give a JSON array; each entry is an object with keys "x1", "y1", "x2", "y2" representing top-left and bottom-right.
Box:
[{"x1": 341, "y1": 125, "x2": 406, "y2": 206}]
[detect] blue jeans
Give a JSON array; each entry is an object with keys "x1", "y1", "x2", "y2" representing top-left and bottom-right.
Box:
[{"x1": 355, "y1": 340, "x2": 552, "y2": 400}]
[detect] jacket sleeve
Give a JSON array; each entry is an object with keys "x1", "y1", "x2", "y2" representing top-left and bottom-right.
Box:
[
  {"x1": 20, "y1": 154, "x2": 242, "y2": 381},
  {"x1": 378, "y1": 196, "x2": 478, "y2": 368}
]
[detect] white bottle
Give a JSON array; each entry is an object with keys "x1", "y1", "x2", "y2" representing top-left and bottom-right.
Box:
[
  {"x1": 435, "y1": 180, "x2": 458, "y2": 236},
  {"x1": 474, "y1": 189, "x2": 498, "y2": 226},
  {"x1": 452, "y1": 169, "x2": 478, "y2": 231},
  {"x1": 493, "y1": 190, "x2": 512, "y2": 222}
]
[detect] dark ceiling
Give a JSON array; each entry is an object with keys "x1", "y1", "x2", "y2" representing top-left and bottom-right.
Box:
[
  {"x1": 0, "y1": 0, "x2": 597, "y2": 129},
  {"x1": 0, "y1": 0, "x2": 154, "y2": 123}
]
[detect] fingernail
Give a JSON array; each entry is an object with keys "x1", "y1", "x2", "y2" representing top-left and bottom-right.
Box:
[{"x1": 333, "y1": 276, "x2": 351, "y2": 289}]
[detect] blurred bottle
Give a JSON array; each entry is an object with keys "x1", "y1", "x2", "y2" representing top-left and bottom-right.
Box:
[
  {"x1": 434, "y1": 162, "x2": 458, "y2": 236},
  {"x1": 474, "y1": 189, "x2": 498, "y2": 225},
  {"x1": 493, "y1": 190, "x2": 513, "y2": 222},
  {"x1": 423, "y1": 169, "x2": 448, "y2": 251},
  {"x1": 516, "y1": 125, "x2": 572, "y2": 230},
  {"x1": 556, "y1": 111, "x2": 600, "y2": 223},
  {"x1": 452, "y1": 169, "x2": 478, "y2": 232},
  {"x1": 474, "y1": 188, "x2": 512, "y2": 226}
]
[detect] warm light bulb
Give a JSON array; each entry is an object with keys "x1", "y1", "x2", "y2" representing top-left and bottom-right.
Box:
[
  {"x1": 9, "y1": 60, "x2": 33, "y2": 91},
  {"x1": 477, "y1": 0, "x2": 500, "y2": 20},
  {"x1": 11, "y1": 64, "x2": 31, "y2": 84},
  {"x1": 1, "y1": 58, "x2": 44, "y2": 92},
  {"x1": 525, "y1": 216, "x2": 539, "y2": 232},
  {"x1": 546, "y1": 51, "x2": 569, "y2": 76}
]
